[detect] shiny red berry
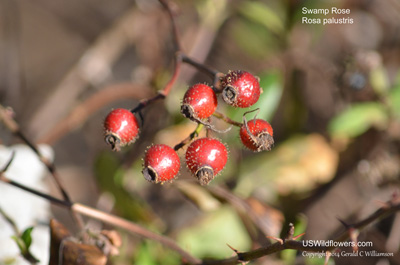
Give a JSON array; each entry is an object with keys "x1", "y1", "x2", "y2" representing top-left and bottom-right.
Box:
[
  {"x1": 181, "y1": 83, "x2": 218, "y2": 120},
  {"x1": 185, "y1": 138, "x2": 228, "y2": 185},
  {"x1": 142, "y1": 144, "x2": 180, "y2": 184},
  {"x1": 221, "y1": 70, "x2": 260, "y2": 108},
  {"x1": 240, "y1": 119, "x2": 274, "y2": 152},
  {"x1": 104, "y1": 108, "x2": 139, "y2": 151}
]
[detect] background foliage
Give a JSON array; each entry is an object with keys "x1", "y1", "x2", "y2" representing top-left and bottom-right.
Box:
[{"x1": 0, "y1": 0, "x2": 399, "y2": 264}]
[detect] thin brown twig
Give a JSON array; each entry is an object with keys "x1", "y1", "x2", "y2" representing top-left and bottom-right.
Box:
[
  {"x1": 0, "y1": 105, "x2": 70, "y2": 202},
  {"x1": 27, "y1": 6, "x2": 144, "y2": 141},
  {"x1": 0, "y1": 105, "x2": 84, "y2": 229},
  {"x1": 131, "y1": 0, "x2": 185, "y2": 114},
  {"x1": 72, "y1": 203, "x2": 200, "y2": 264},
  {"x1": 173, "y1": 123, "x2": 203, "y2": 151},
  {"x1": 212, "y1": 111, "x2": 243, "y2": 127},
  {"x1": 158, "y1": 0, "x2": 182, "y2": 51},
  {"x1": 131, "y1": 0, "x2": 223, "y2": 114},
  {"x1": 39, "y1": 82, "x2": 152, "y2": 144},
  {"x1": 1, "y1": 162, "x2": 400, "y2": 264},
  {"x1": 127, "y1": 51, "x2": 182, "y2": 116},
  {"x1": 201, "y1": 196, "x2": 400, "y2": 265},
  {"x1": 161, "y1": 51, "x2": 184, "y2": 97},
  {"x1": 130, "y1": 38, "x2": 184, "y2": 114},
  {"x1": 0, "y1": 173, "x2": 200, "y2": 264},
  {"x1": 0, "y1": 206, "x2": 20, "y2": 235},
  {"x1": 182, "y1": 55, "x2": 220, "y2": 80}
]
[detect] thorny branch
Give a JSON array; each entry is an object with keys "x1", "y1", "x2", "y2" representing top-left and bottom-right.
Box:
[
  {"x1": 0, "y1": 170, "x2": 201, "y2": 265},
  {"x1": 201, "y1": 195, "x2": 400, "y2": 265},
  {"x1": 0, "y1": 155, "x2": 399, "y2": 265}
]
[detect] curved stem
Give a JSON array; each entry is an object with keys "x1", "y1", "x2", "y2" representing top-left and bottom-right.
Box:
[
  {"x1": 0, "y1": 173, "x2": 200, "y2": 264},
  {"x1": 201, "y1": 197, "x2": 400, "y2": 265},
  {"x1": 73, "y1": 203, "x2": 201, "y2": 264},
  {"x1": 182, "y1": 55, "x2": 220, "y2": 79},
  {"x1": 2, "y1": 168, "x2": 400, "y2": 264},
  {"x1": 174, "y1": 123, "x2": 203, "y2": 151},
  {"x1": 130, "y1": 0, "x2": 223, "y2": 115},
  {"x1": 0, "y1": 104, "x2": 84, "y2": 229},
  {"x1": 162, "y1": 51, "x2": 183, "y2": 96},
  {"x1": 212, "y1": 111, "x2": 243, "y2": 127},
  {"x1": 40, "y1": 82, "x2": 152, "y2": 144},
  {"x1": 159, "y1": 0, "x2": 182, "y2": 51},
  {"x1": 0, "y1": 174, "x2": 72, "y2": 208}
]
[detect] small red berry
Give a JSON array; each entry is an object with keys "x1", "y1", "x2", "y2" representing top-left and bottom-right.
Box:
[
  {"x1": 181, "y1": 83, "x2": 218, "y2": 120},
  {"x1": 240, "y1": 119, "x2": 274, "y2": 152},
  {"x1": 104, "y1": 108, "x2": 139, "y2": 151},
  {"x1": 185, "y1": 138, "x2": 228, "y2": 185},
  {"x1": 221, "y1": 70, "x2": 261, "y2": 108},
  {"x1": 142, "y1": 144, "x2": 180, "y2": 184}
]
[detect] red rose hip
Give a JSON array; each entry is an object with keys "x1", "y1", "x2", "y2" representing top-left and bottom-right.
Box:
[
  {"x1": 221, "y1": 70, "x2": 261, "y2": 108},
  {"x1": 240, "y1": 119, "x2": 274, "y2": 152},
  {"x1": 185, "y1": 138, "x2": 228, "y2": 185},
  {"x1": 142, "y1": 144, "x2": 180, "y2": 184},
  {"x1": 104, "y1": 108, "x2": 139, "y2": 151},
  {"x1": 181, "y1": 83, "x2": 218, "y2": 120}
]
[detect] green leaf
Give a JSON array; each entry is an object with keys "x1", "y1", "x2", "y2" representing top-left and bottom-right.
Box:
[
  {"x1": 21, "y1": 227, "x2": 34, "y2": 249},
  {"x1": 177, "y1": 206, "x2": 251, "y2": 258},
  {"x1": 231, "y1": 18, "x2": 275, "y2": 58},
  {"x1": 11, "y1": 227, "x2": 40, "y2": 263},
  {"x1": 135, "y1": 242, "x2": 157, "y2": 265},
  {"x1": 11, "y1": 236, "x2": 27, "y2": 254},
  {"x1": 235, "y1": 134, "x2": 337, "y2": 198},
  {"x1": 328, "y1": 102, "x2": 388, "y2": 139},
  {"x1": 388, "y1": 83, "x2": 400, "y2": 118},
  {"x1": 370, "y1": 66, "x2": 389, "y2": 96},
  {"x1": 134, "y1": 240, "x2": 180, "y2": 265},
  {"x1": 238, "y1": 1, "x2": 285, "y2": 35}
]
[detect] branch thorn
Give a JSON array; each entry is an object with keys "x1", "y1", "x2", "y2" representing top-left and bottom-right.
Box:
[
  {"x1": 226, "y1": 243, "x2": 239, "y2": 254},
  {"x1": 375, "y1": 200, "x2": 391, "y2": 209},
  {"x1": 292, "y1": 232, "x2": 305, "y2": 241},
  {"x1": 336, "y1": 217, "x2": 351, "y2": 229},
  {"x1": 266, "y1": 236, "x2": 283, "y2": 245}
]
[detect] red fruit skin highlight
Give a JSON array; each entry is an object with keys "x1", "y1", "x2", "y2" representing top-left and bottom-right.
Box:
[
  {"x1": 143, "y1": 144, "x2": 180, "y2": 183},
  {"x1": 104, "y1": 108, "x2": 140, "y2": 151},
  {"x1": 221, "y1": 70, "x2": 261, "y2": 108},
  {"x1": 181, "y1": 83, "x2": 218, "y2": 119},
  {"x1": 185, "y1": 138, "x2": 228, "y2": 185}
]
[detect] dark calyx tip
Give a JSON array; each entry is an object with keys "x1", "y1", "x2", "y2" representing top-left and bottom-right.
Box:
[
  {"x1": 105, "y1": 133, "x2": 121, "y2": 152},
  {"x1": 222, "y1": 85, "x2": 237, "y2": 105},
  {"x1": 256, "y1": 133, "x2": 275, "y2": 152},
  {"x1": 181, "y1": 104, "x2": 195, "y2": 120},
  {"x1": 143, "y1": 167, "x2": 158, "y2": 183},
  {"x1": 196, "y1": 166, "x2": 215, "y2": 186}
]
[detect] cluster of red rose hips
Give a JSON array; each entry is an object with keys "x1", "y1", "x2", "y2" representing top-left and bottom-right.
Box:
[{"x1": 103, "y1": 70, "x2": 274, "y2": 185}]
